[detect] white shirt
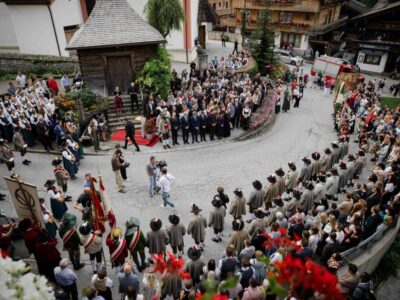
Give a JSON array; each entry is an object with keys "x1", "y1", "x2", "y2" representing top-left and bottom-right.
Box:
[
  {"x1": 157, "y1": 174, "x2": 175, "y2": 193},
  {"x1": 16, "y1": 74, "x2": 26, "y2": 86}
]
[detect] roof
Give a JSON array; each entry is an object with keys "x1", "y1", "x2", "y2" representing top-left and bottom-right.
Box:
[
  {"x1": 351, "y1": 0, "x2": 400, "y2": 21},
  {"x1": 66, "y1": 0, "x2": 165, "y2": 50},
  {"x1": 343, "y1": 0, "x2": 369, "y2": 14},
  {"x1": 198, "y1": 0, "x2": 219, "y2": 24}
]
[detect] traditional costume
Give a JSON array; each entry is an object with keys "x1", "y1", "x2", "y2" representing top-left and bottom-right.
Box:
[
  {"x1": 106, "y1": 227, "x2": 128, "y2": 268},
  {"x1": 275, "y1": 168, "x2": 286, "y2": 196},
  {"x1": 229, "y1": 188, "x2": 246, "y2": 219},
  {"x1": 45, "y1": 179, "x2": 68, "y2": 221},
  {"x1": 264, "y1": 175, "x2": 278, "y2": 209},
  {"x1": 146, "y1": 218, "x2": 169, "y2": 255},
  {"x1": 208, "y1": 196, "x2": 226, "y2": 243},
  {"x1": 79, "y1": 222, "x2": 103, "y2": 274},
  {"x1": 187, "y1": 204, "x2": 207, "y2": 250},
  {"x1": 52, "y1": 157, "x2": 71, "y2": 200},
  {"x1": 125, "y1": 217, "x2": 147, "y2": 271},
  {"x1": 166, "y1": 214, "x2": 186, "y2": 256},
  {"x1": 286, "y1": 162, "x2": 298, "y2": 193},
  {"x1": 185, "y1": 246, "x2": 205, "y2": 285},
  {"x1": 59, "y1": 213, "x2": 84, "y2": 270},
  {"x1": 228, "y1": 219, "x2": 250, "y2": 254}
]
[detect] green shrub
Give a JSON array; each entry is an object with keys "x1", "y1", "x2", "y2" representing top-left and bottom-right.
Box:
[{"x1": 64, "y1": 89, "x2": 101, "y2": 108}]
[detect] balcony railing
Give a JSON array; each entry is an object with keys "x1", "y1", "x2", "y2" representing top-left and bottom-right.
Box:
[{"x1": 245, "y1": 0, "x2": 319, "y2": 12}]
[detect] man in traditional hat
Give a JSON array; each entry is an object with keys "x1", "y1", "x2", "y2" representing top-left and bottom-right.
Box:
[
  {"x1": 12, "y1": 127, "x2": 31, "y2": 165},
  {"x1": 159, "y1": 111, "x2": 172, "y2": 150},
  {"x1": 216, "y1": 186, "x2": 230, "y2": 209},
  {"x1": 353, "y1": 150, "x2": 366, "y2": 179},
  {"x1": 264, "y1": 175, "x2": 278, "y2": 209},
  {"x1": 285, "y1": 189, "x2": 302, "y2": 218},
  {"x1": 301, "y1": 182, "x2": 315, "y2": 213},
  {"x1": 248, "y1": 209, "x2": 265, "y2": 236},
  {"x1": 286, "y1": 162, "x2": 298, "y2": 195},
  {"x1": 311, "y1": 152, "x2": 322, "y2": 181},
  {"x1": 247, "y1": 180, "x2": 265, "y2": 218},
  {"x1": 52, "y1": 157, "x2": 72, "y2": 201},
  {"x1": 185, "y1": 246, "x2": 205, "y2": 285},
  {"x1": 0, "y1": 139, "x2": 15, "y2": 176},
  {"x1": 187, "y1": 204, "x2": 207, "y2": 250},
  {"x1": 106, "y1": 227, "x2": 128, "y2": 268},
  {"x1": 298, "y1": 157, "x2": 312, "y2": 184},
  {"x1": 125, "y1": 217, "x2": 147, "y2": 271},
  {"x1": 59, "y1": 213, "x2": 84, "y2": 270},
  {"x1": 326, "y1": 168, "x2": 339, "y2": 201},
  {"x1": 321, "y1": 148, "x2": 333, "y2": 172},
  {"x1": 78, "y1": 222, "x2": 103, "y2": 274},
  {"x1": 346, "y1": 154, "x2": 356, "y2": 187},
  {"x1": 229, "y1": 188, "x2": 246, "y2": 220},
  {"x1": 111, "y1": 150, "x2": 126, "y2": 193},
  {"x1": 146, "y1": 218, "x2": 169, "y2": 255},
  {"x1": 267, "y1": 196, "x2": 287, "y2": 226},
  {"x1": 208, "y1": 195, "x2": 226, "y2": 243},
  {"x1": 167, "y1": 214, "x2": 186, "y2": 256},
  {"x1": 338, "y1": 161, "x2": 348, "y2": 193},
  {"x1": 331, "y1": 141, "x2": 340, "y2": 164},
  {"x1": 228, "y1": 219, "x2": 250, "y2": 254},
  {"x1": 275, "y1": 168, "x2": 286, "y2": 196}
]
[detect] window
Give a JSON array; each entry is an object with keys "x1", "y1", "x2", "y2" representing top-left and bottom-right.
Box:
[
  {"x1": 213, "y1": 3, "x2": 216, "y2": 9},
  {"x1": 226, "y1": 2, "x2": 228, "y2": 8},
  {"x1": 364, "y1": 54, "x2": 382, "y2": 65},
  {"x1": 64, "y1": 25, "x2": 79, "y2": 44},
  {"x1": 219, "y1": 2, "x2": 221, "y2": 7},
  {"x1": 279, "y1": 11, "x2": 293, "y2": 23},
  {"x1": 281, "y1": 32, "x2": 301, "y2": 48}
]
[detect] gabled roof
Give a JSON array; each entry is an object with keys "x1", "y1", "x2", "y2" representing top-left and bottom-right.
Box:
[
  {"x1": 66, "y1": 0, "x2": 165, "y2": 50},
  {"x1": 351, "y1": 0, "x2": 400, "y2": 21}
]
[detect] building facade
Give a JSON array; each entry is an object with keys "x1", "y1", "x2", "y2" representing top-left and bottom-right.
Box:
[
  {"x1": 219, "y1": 0, "x2": 346, "y2": 55},
  {"x1": 208, "y1": 0, "x2": 233, "y2": 16}
]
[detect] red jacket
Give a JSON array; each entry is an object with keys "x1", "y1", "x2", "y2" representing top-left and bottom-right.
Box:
[
  {"x1": 35, "y1": 239, "x2": 61, "y2": 263},
  {"x1": 22, "y1": 229, "x2": 40, "y2": 254},
  {"x1": 106, "y1": 234, "x2": 128, "y2": 266}
]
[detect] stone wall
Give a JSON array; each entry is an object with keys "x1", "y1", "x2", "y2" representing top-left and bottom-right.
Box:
[{"x1": 0, "y1": 53, "x2": 79, "y2": 76}]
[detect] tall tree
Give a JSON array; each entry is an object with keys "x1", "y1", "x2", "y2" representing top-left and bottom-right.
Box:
[
  {"x1": 144, "y1": 0, "x2": 185, "y2": 39},
  {"x1": 252, "y1": 2, "x2": 275, "y2": 74}
]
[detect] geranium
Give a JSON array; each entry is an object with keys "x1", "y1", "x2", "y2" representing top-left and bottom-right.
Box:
[{"x1": 150, "y1": 251, "x2": 191, "y2": 280}]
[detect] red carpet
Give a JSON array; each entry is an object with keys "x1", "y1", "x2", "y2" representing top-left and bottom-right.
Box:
[{"x1": 110, "y1": 130, "x2": 160, "y2": 147}]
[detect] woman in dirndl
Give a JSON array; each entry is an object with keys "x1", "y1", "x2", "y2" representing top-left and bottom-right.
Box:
[
  {"x1": 114, "y1": 86, "x2": 123, "y2": 116},
  {"x1": 65, "y1": 135, "x2": 81, "y2": 164},
  {"x1": 61, "y1": 142, "x2": 78, "y2": 179},
  {"x1": 44, "y1": 180, "x2": 68, "y2": 222},
  {"x1": 39, "y1": 197, "x2": 58, "y2": 239}
]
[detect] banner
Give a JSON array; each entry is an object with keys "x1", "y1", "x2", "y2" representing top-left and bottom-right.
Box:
[{"x1": 3, "y1": 176, "x2": 45, "y2": 227}]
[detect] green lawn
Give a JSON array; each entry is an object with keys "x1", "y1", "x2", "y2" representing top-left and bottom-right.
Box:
[{"x1": 381, "y1": 97, "x2": 400, "y2": 110}]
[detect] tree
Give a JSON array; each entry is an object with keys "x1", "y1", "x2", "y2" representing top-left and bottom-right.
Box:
[
  {"x1": 136, "y1": 45, "x2": 172, "y2": 99},
  {"x1": 144, "y1": 0, "x2": 185, "y2": 39},
  {"x1": 251, "y1": 2, "x2": 275, "y2": 74}
]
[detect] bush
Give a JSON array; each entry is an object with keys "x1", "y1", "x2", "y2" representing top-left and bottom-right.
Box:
[
  {"x1": 136, "y1": 45, "x2": 172, "y2": 100},
  {"x1": 64, "y1": 89, "x2": 101, "y2": 108}
]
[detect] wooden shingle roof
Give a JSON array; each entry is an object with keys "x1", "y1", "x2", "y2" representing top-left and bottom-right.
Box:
[{"x1": 66, "y1": 0, "x2": 165, "y2": 50}]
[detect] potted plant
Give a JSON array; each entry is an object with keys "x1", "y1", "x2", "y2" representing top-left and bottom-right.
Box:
[{"x1": 144, "y1": 117, "x2": 156, "y2": 139}]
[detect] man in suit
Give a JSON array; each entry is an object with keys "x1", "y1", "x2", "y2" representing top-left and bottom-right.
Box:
[
  {"x1": 124, "y1": 119, "x2": 140, "y2": 152},
  {"x1": 128, "y1": 82, "x2": 139, "y2": 113},
  {"x1": 189, "y1": 111, "x2": 200, "y2": 143},
  {"x1": 180, "y1": 111, "x2": 190, "y2": 144},
  {"x1": 145, "y1": 96, "x2": 156, "y2": 118}
]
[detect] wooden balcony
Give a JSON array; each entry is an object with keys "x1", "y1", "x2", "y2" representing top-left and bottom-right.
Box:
[{"x1": 235, "y1": 0, "x2": 320, "y2": 13}]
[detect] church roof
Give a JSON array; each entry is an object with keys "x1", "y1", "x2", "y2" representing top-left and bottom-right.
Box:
[
  {"x1": 66, "y1": 0, "x2": 165, "y2": 50},
  {"x1": 198, "y1": 0, "x2": 218, "y2": 24}
]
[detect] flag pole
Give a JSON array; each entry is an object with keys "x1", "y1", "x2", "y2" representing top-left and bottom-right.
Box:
[{"x1": 96, "y1": 167, "x2": 109, "y2": 266}]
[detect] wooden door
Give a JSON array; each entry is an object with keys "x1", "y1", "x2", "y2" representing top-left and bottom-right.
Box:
[
  {"x1": 106, "y1": 56, "x2": 133, "y2": 95},
  {"x1": 199, "y1": 25, "x2": 206, "y2": 49}
]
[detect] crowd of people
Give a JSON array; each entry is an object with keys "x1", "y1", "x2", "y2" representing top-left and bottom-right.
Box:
[{"x1": 1, "y1": 63, "x2": 399, "y2": 300}]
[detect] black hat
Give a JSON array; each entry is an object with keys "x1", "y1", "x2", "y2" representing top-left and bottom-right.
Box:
[
  {"x1": 324, "y1": 148, "x2": 332, "y2": 155},
  {"x1": 273, "y1": 195, "x2": 284, "y2": 207},
  {"x1": 44, "y1": 179, "x2": 55, "y2": 188},
  {"x1": 288, "y1": 161, "x2": 297, "y2": 171},
  {"x1": 318, "y1": 172, "x2": 326, "y2": 183},
  {"x1": 38, "y1": 231, "x2": 50, "y2": 244},
  {"x1": 348, "y1": 154, "x2": 355, "y2": 161},
  {"x1": 79, "y1": 223, "x2": 91, "y2": 235},
  {"x1": 212, "y1": 195, "x2": 222, "y2": 208},
  {"x1": 150, "y1": 218, "x2": 162, "y2": 231},
  {"x1": 233, "y1": 188, "x2": 243, "y2": 197},
  {"x1": 306, "y1": 182, "x2": 314, "y2": 190},
  {"x1": 51, "y1": 157, "x2": 63, "y2": 166},
  {"x1": 187, "y1": 245, "x2": 202, "y2": 261},
  {"x1": 191, "y1": 204, "x2": 202, "y2": 214},
  {"x1": 254, "y1": 209, "x2": 265, "y2": 219},
  {"x1": 357, "y1": 150, "x2": 365, "y2": 157},
  {"x1": 275, "y1": 168, "x2": 285, "y2": 177},
  {"x1": 302, "y1": 157, "x2": 311, "y2": 164},
  {"x1": 168, "y1": 214, "x2": 180, "y2": 225},
  {"x1": 339, "y1": 161, "x2": 347, "y2": 170},
  {"x1": 252, "y1": 180, "x2": 262, "y2": 190},
  {"x1": 232, "y1": 219, "x2": 245, "y2": 231},
  {"x1": 267, "y1": 174, "x2": 277, "y2": 184},
  {"x1": 331, "y1": 142, "x2": 339, "y2": 148},
  {"x1": 311, "y1": 152, "x2": 321, "y2": 160}
]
